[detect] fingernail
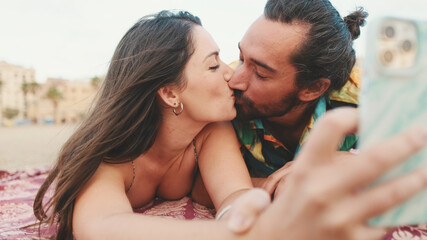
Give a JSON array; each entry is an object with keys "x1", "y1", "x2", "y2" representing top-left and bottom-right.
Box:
[{"x1": 228, "y1": 214, "x2": 249, "y2": 233}]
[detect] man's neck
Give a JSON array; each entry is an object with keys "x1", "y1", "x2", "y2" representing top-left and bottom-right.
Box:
[{"x1": 262, "y1": 102, "x2": 317, "y2": 153}]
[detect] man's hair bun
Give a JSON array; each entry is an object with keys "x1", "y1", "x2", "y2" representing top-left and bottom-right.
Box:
[{"x1": 343, "y1": 7, "x2": 368, "y2": 40}]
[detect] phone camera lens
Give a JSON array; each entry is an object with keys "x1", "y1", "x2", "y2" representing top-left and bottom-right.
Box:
[
  {"x1": 401, "y1": 40, "x2": 412, "y2": 52},
  {"x1": 383, "y1": 51, "x2": 394, "y2": 63},
  {"x1": 384, "y1": 26, "x2": 395, "y2": 38}
]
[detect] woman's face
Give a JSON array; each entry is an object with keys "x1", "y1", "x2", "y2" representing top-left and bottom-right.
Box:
[{"x1": 179, "y1": 26, "x2": 236, "y2": 123}]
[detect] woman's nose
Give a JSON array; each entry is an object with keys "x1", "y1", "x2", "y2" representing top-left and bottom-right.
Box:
[{"x1": 224, "y1": 64, "x2": 233, "y2": 82}]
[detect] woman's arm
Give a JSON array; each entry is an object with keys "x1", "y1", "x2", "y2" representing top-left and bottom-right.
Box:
[
  {"x1": 194, "y1": 121, "x2": 254, "y2": 214},
  {"x1": 72, "y1": 162, "x2": 248, "y2": 240}
]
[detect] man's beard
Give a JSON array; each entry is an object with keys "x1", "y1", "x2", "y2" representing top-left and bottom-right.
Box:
[{"x1": 234, "y1": 90, "x2": 303, "y2": 121}]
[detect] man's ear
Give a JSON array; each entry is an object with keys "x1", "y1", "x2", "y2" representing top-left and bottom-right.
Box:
[
  {"x1": 157, "y1": 85, "x2": 180, "y2": 107},
  {"x1": 298, "y1": 78, "x2": 331, "y2": 102}
]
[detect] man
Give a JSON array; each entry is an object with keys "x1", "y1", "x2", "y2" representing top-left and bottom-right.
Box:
[
  {"x1": 191, "y1": 1, "x2": 427, "y2": 237},
  {"x1": 229, "y1": 0, "x2": 366, "y2": 195}
]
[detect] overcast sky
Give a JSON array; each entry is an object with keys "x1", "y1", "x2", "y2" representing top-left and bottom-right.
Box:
[{"x1": 0, "y1": 0, "x2": 425, "y2": 82}]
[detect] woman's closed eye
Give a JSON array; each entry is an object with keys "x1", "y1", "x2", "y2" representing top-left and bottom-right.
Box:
[{"x1": 209, "y1": 64, "x2": 220, "y2": 70}]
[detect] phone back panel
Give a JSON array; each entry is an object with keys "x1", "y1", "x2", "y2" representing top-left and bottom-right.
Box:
[{"x1": 360, "y1": 17, "x2": 427, "y2": 226}]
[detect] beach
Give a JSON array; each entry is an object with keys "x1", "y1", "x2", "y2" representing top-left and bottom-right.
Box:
[{"x1": 0, "y1": 124, "x2": 77, "y2": 171}]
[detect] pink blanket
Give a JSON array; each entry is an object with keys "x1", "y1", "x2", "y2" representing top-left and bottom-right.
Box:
[{"x1": 0, "y1": 167, "x2": 426, "y2": 240}]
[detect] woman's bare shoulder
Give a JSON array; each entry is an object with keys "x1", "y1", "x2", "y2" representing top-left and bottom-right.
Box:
[
  {"x1": 96, "y1": 161, "x2": 134, "y2": 188},
  {"x1": 195, "y1": 121, "x2": 238, "y2": 152},
  {"x1": 197, "y1": 121, "x2": 234, "y2": 140}
]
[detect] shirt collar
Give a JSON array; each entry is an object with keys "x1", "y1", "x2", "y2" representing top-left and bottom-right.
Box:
[
  {"x1": 296, "y1": 97, "x2": 327, "y2": 153},
  {"x1": 247, "y1": 97, "x2": 328, "y2": 154}
]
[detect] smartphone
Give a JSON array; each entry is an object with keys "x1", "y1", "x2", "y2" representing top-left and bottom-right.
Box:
[{"x1": 359, "y1": 17, "x2": 427, "y2": 226}]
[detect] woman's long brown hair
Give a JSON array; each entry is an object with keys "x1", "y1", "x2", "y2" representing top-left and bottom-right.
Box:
[{"x1": 33, "y1": 10, "x2": 201, "y2": 239}]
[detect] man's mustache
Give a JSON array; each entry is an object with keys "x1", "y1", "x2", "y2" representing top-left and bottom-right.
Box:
[{"x1": 233, "y1": 90, "x2": 243, "y2": 100}]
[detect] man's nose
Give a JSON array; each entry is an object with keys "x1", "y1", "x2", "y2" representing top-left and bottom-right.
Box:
[{"x1": 228, "y1": 65, "x2": 249, "y2": 91}]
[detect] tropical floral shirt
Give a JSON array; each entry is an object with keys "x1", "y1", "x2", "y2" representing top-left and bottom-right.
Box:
[{"x1": 232, "y1": 68, "x2": 361, "y2": 177}]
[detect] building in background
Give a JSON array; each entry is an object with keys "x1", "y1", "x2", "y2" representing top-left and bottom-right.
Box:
[
  {"x1": 0, "y1": 61, "x2": 36, "y2": 124},
  {"x1": 0, "y1": 61, "x2": 101, "y2": 126},
  {"x1": 31, "y1": 78, "x2": 98, "y2": 124}
]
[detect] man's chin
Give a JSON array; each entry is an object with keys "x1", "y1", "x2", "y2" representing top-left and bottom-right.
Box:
[{"x1": 235, "y1": 105, "x2": 260, "y2": 121}]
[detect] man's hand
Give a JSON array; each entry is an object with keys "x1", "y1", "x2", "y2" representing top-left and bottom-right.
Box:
[
  {"x1": 231, "y1": 108, "x2": 427, "y2": 240},
  {"x1": 254, "y1": 149, "x2": 356, "y2": 198},
  {"x1": 252, "y1": 161, "x2": 294, "y2": 198},
  {"x1": 273, "y1": 150, "x2": 361, "y2": 198}
]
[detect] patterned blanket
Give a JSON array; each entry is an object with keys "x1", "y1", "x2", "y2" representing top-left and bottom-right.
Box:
[{"x1": 0, "y1": 167, "x2": 426, "y2": 240}]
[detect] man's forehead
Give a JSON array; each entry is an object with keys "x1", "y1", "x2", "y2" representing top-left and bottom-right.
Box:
[{"x1": 241, "y1": 16, "x2": 309, "y2": 60}]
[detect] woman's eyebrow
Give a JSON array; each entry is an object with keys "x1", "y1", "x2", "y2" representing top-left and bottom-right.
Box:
[{"x1": 203, "y1": 51, "x2": 219, "y2": 62}]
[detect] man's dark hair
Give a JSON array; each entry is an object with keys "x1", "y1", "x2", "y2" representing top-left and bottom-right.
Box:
[{"x1": 265, "y1": 0, "x2": 368, "y2": 95}]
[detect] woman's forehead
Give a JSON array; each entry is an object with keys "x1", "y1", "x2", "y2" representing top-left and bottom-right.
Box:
[{"x1": 191, "y1": 26, "x2": 220, "y2": 59}]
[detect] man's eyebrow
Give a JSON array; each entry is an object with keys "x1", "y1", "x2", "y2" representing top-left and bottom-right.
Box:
[
  {"x1": 203, "y1": 51, "x2": 219, "y2": 62},
  {"x1": 238, "y1": 42, "x2": 276, "y2": 73},
  {"x1": 251, "y1": 59, "x2": 276, "y2": 73}
]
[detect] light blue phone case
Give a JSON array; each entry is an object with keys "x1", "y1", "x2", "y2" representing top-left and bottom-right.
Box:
[{"x1": 359, "y1": 17, "x2": 427, "y2": 226}]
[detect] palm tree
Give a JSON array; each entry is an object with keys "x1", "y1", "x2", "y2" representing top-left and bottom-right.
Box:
[
  {"x1": 21, "y1": 81, "x2": 40, "y2": 119},
  {"x1": 90, "y1": 76, "x2": 101, "y2": 89},
  {"x1": 46, "y1": 86, "x2": 63, "y2": 124},
  {"x1": 3, "y1": 107, "x2": 19, "y2": 126},
  {"x1": 3, "y1": 108, "x2": 19, "y2": 120}
]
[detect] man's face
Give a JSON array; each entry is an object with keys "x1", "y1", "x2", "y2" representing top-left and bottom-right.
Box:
[{"x1": 229, "y1": 16, "x2": 310, "y2": 120}]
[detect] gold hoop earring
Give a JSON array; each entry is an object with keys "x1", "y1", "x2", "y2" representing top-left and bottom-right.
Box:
[{"x1": 173, "y1": 102, "x2": 184, "y2": 116}]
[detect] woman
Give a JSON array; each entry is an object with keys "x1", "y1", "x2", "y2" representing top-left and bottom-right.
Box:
[{"x1": 34, "y1": 10, "x2": 253, "y2": 239}]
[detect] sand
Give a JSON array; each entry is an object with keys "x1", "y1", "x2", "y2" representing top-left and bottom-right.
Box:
[{"x1": 0, "y1": 124, "x2": 77, "y2": 171}]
